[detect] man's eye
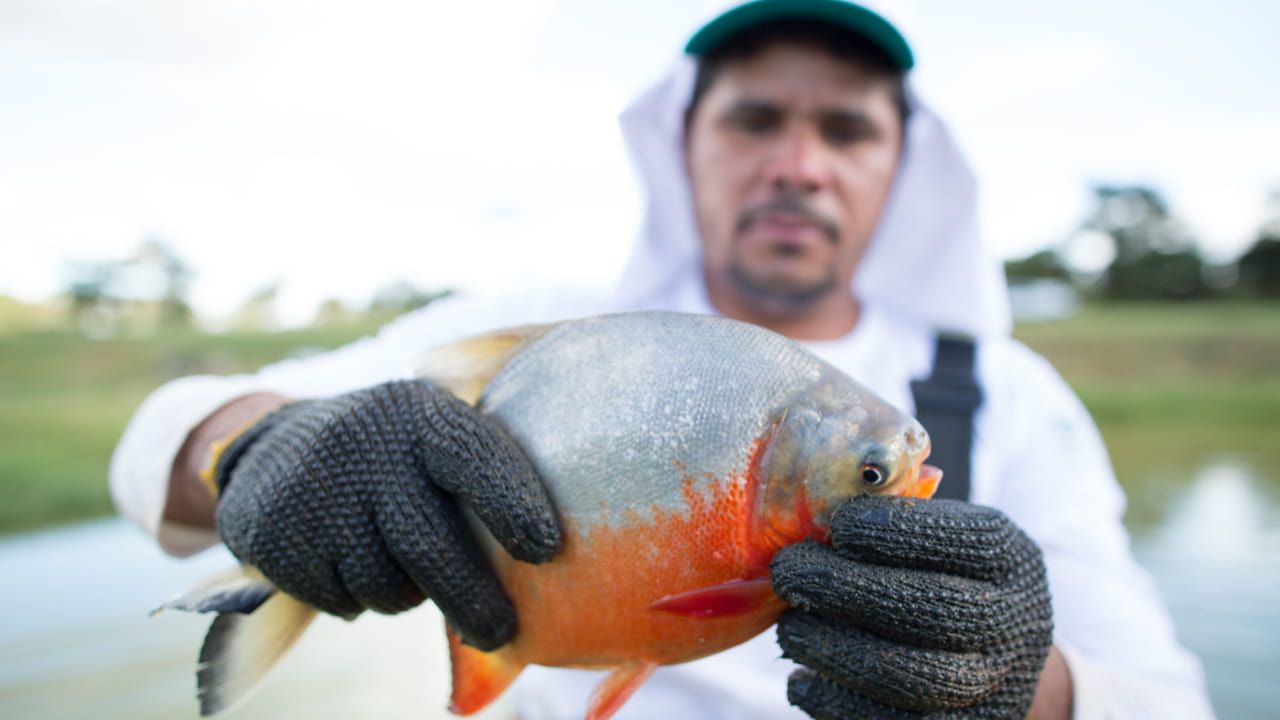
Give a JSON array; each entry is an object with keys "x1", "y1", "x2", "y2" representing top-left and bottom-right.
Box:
[
  {"x1": 727, "y1": 109, "x2": 779, "y2": 135},
  {"x1": 821, "y1": 118, "x2": 874, "y2": 146}
]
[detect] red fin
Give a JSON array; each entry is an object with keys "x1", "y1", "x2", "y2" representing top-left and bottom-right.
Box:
[
  {"x1": 587, "y1": 660, "x2": 658, "y2": 720},
  {"x1": 446, "y1": 627, "x2": 522, "y2": 716},
  {"x1": 648, "y1": 577, "x2": 780, "y2": 618}
]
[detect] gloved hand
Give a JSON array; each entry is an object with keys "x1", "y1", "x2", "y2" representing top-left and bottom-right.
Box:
[
  {"x1": 210, "y1": 379, "x2": 561, "y2": 651},
  {"x1": 771, "y1": 497, "x2": 1053, "y2": 719}
]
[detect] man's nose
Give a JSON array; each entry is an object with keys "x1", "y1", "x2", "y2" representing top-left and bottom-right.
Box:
[{"x1": 764, "y1": 128, "x2": 831, "y2": 194}]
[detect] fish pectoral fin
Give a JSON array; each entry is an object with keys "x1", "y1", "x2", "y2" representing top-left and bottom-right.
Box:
[
  {"x1": 648, "y1": 578, "x2": 781, "y2": 619},
  {"x1": 414, "y1": 322, "x2": 556, "y2": 405},
  {"x1": 196, "y1": 591, "x2": 317, "y2": 716},
  {"x1": 151, "y1": 566, "x2": 276, "y2": 617},
  {"x1": 447, "y1": 626, "x2": 523, "y2": 716},
  {"x1": 587, "y1": 660, "x2": 659, "y2": 720}
]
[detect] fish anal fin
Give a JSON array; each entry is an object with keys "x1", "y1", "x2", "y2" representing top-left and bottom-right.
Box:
[
  {"x1": 197, "y1": 592, "x2": 317, "y2": 716},
  {"x1": 649, "y1": 577, "x2": 780, "y2": 619},
  {"x1": 587, "y1": 660, "x2": 658, "y2": 720},
  {"x1": 447, "y1": 627, "x2": 523, "y2": 716},
  {"x1": 415, "y1": 323, "x2": 554, "y2": 405}
]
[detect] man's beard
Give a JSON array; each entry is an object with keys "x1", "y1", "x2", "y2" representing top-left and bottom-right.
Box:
[
  {"x1": 727, "y1": 192, "x2": 842, "y2": 312},
  {"x1": 727, "y1": 258, "x2": 840, "y2": 311}
]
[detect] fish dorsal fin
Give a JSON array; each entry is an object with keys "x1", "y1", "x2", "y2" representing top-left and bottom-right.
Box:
[
  {"x1": 446, "y1": 627, "x2": 524, "y2": 715},
  {"x1": 415, "y1": 323, "x2": 556, "y2": 405},
  {"x1": 587, "y1": 660, "x2": 659, "y2": 720}
]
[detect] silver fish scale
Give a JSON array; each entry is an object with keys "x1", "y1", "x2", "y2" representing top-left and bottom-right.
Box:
[{"x1": 479, "y1": 313, "x2": 823, "y2": 529}]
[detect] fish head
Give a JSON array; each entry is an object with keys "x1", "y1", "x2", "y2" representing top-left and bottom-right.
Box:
[{"x1": 755, "y1": 378, "x2": 941, "y2": 551}]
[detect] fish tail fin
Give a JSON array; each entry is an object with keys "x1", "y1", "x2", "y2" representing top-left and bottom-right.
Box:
[
  {"x1": 587, "y1": 660, "x2": 659, "y2": 720},
  {"x1": 197, "y1": 591, "x2": 317, "y2": 715},
  {"x1": 415, "y1": 323, "x2": 555, "y2": 405},
  {"x1": 447, "y1": 626, "x2": 524, "y2": 715},
  {"x1": 152, "y1": 566, "x2": 317, "y2": 716}
]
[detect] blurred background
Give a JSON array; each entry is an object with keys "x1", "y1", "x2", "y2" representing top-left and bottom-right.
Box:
[{"x1": 1, "y1": 1, "x2": 1277, "y2": 718}]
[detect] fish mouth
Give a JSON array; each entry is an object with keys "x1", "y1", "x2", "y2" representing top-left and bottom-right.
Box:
[{"x1": 904, "y1": 463, "x2": 942, "y2": 499}]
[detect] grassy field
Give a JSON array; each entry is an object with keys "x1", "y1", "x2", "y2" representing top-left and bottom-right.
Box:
[
  {"x1": 2, "y1": 301, "x2": 1277, "y2": 535},
  {"x1": 1014, "y1": 301, "x2": 1280, "y2": 437},
  {"x1": 0, "y1": 320, "x2": 386, "y2": 534}
]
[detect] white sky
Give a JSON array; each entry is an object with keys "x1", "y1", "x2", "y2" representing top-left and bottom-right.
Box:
[{"x1": 2, "y1": 0, "x2": 1277, "y2": 325}]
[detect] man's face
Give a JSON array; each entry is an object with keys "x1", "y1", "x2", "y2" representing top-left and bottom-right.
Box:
[{"x1": 685, "y1": 42, "x2": 903, "y2": 315}]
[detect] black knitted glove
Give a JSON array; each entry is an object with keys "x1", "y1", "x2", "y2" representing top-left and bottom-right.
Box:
[
  {"x1": 772, "y1": 497, "x2": 1053, "y2": 719},
  {"x1": 212, "y1": 379, "x2": 561, "y2": 651}
]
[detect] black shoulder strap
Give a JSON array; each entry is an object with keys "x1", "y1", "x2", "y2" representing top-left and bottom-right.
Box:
[{"x1": 909, "y1": 334, "x2": 982, "y2": 501}]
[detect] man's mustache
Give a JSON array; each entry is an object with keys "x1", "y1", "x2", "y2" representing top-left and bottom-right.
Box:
[{"x1": 734, "y1": 196, "x2": 839, "y2": 245}]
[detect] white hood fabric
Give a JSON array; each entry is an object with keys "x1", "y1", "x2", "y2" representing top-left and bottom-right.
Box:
[{"x1": 614, "y1": 54, "x2": 1012, "y2": 337}]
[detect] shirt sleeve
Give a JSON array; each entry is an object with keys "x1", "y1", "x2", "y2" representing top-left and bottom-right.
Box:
[
  {"x1": 109, "y1": 288, "x2": 607, "y2": 557},
  {"x1": 980, "y1": 341, "x2": 1215, "y2": 719}
]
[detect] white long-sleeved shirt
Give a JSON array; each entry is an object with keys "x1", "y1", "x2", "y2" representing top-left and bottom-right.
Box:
[{"x1": 111, "y1": 287, "x2": 1214, "y2": 719}]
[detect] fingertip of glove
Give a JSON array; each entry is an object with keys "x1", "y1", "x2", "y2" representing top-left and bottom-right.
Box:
[
  {"x1": 770, "y1": 542, "x2": 840, "y2": 608},
  {"x1": 505, "y1": 531, "x2": 561, "y2": 565},
  {"x1": 786, "y1": 669, "x2": 837, "y2": 717},
  {"x1": 496, "y1": 506, "x2": 563, "y2": 564},
  {"x1": 787, "y1": 668, "x2": 816, "y2": 701},
  {"x1": 457, "y1": 606, "x2": 518, "y2": 652}
]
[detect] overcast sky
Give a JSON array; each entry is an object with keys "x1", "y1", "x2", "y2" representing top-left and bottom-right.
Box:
[{"x1": 2, "y1": 0, "x2": 1277, "y2": 324}]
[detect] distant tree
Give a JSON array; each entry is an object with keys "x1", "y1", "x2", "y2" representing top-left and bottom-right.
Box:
[
  {"x1": 233, "y1": 284, "x2": 280, "y2": 331},
  {"x1": 1004, "y1": 249, "x2": 1072, "y2": 283},
  {"x1": 132, "y1": 236, "x2": 194, "y2": 327},
  {"x1": 65, "y1": 261, "x2": 114, "y2": 326},
  {"x1": 1082, "y1": 185, "x2": 1208, "y2": 300},
  {"x1": 63, "y1": 236, "x2": 196, "y2": 336},
  {"x1": 1237, "y1": 190, "x2": 1280, "y2": 297},
  {"x1": 313, "y1": 298, "x2": 356, "y2": 326},
  {"x1": 369, "y1": 280, "x2": 452, "y2": 314}
]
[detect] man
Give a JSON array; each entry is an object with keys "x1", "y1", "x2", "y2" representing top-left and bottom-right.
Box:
[{"x1": 111, "y1": 1, "x2": 1213, "y2": 717}]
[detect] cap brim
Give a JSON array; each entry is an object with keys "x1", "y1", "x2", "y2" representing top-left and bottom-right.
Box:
[{"x1": 685, "y1": 0, "x2": 914, "y2": 70}]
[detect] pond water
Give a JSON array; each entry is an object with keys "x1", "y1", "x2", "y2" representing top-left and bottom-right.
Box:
[{"x1": 1, "y1": 434, "x2": 1276, "y2": 719}]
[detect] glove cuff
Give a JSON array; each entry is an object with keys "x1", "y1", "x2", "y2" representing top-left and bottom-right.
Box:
[{"x1": 202, "y1": 402, "x2": 307, "y2": 497}]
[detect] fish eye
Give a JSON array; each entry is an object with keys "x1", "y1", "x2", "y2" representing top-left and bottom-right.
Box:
[{"x1": 859, "y1": 463, "x2": 888, "y2": 487}]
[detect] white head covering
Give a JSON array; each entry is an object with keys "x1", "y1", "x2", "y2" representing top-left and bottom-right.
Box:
[{"x1": 612, "y1": 40, "x2": 1012, "y2": 337}]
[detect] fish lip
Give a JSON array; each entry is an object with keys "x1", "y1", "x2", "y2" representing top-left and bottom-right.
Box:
[
  {"x1": 919, "y1": 464, "x2": 942, "y2": 483},
  {"x1": 906, "y1": 463, "x2": 943, "y2": 499}
]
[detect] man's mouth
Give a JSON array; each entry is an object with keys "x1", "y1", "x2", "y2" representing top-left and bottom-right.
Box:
[{"x1": 736, "y1": 200, "x2": 839, "y2": 246}]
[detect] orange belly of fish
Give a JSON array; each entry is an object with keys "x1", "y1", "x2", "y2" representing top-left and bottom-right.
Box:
[
  {"x1": 447, "y1": 473, "x2": 788, "y2": 718},
  {"x1": 502, "y1": 484, "x2": 781, "y2": 667}
]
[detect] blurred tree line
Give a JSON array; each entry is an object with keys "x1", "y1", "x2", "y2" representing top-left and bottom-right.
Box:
[
  {"x1": 12, "y1": 183, "x2": 1278, "y2": 338},
  {"x1": 42, "y1": 237, "x2": 451, "y2": 338},
  {"x1": 64, "y1": 236, "x2": 194, "y2": 338},
  {"x1": 1006, "y1": 186, "x2": 1280, "y2": 300}
]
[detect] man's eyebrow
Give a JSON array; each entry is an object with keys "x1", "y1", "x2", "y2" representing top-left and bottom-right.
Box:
[
  {"x1": 723, "y1": 98, "x2": 781, "y2": 115},
  {"x1": 821, "y1": 108, "x2": 878, "y2": 127}
]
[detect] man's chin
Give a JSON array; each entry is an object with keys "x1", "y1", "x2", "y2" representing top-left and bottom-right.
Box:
[{"x1": 728, "y1": 263, "x2": 839, "y2": 311}]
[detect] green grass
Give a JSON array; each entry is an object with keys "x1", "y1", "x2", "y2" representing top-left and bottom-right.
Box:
[
  {"x1": 2, "y1": 301, "x2": 1277, "y2": 535},
  {"x1": 0, "y1": 320, "x2": 385, "y2": 534},
  {"x1": 1014, "y1": 301, "x2": 1280, "y2": 431}
]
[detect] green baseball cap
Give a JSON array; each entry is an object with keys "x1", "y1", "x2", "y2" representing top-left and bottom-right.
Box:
[{"x1": 684, "y1": 0, "x2": 914, "y2": 70}]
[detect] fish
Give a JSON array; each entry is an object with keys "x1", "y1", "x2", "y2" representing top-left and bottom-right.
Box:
[{"x1": 155, "y1": 311, "x2": 941, "y2": 719}]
